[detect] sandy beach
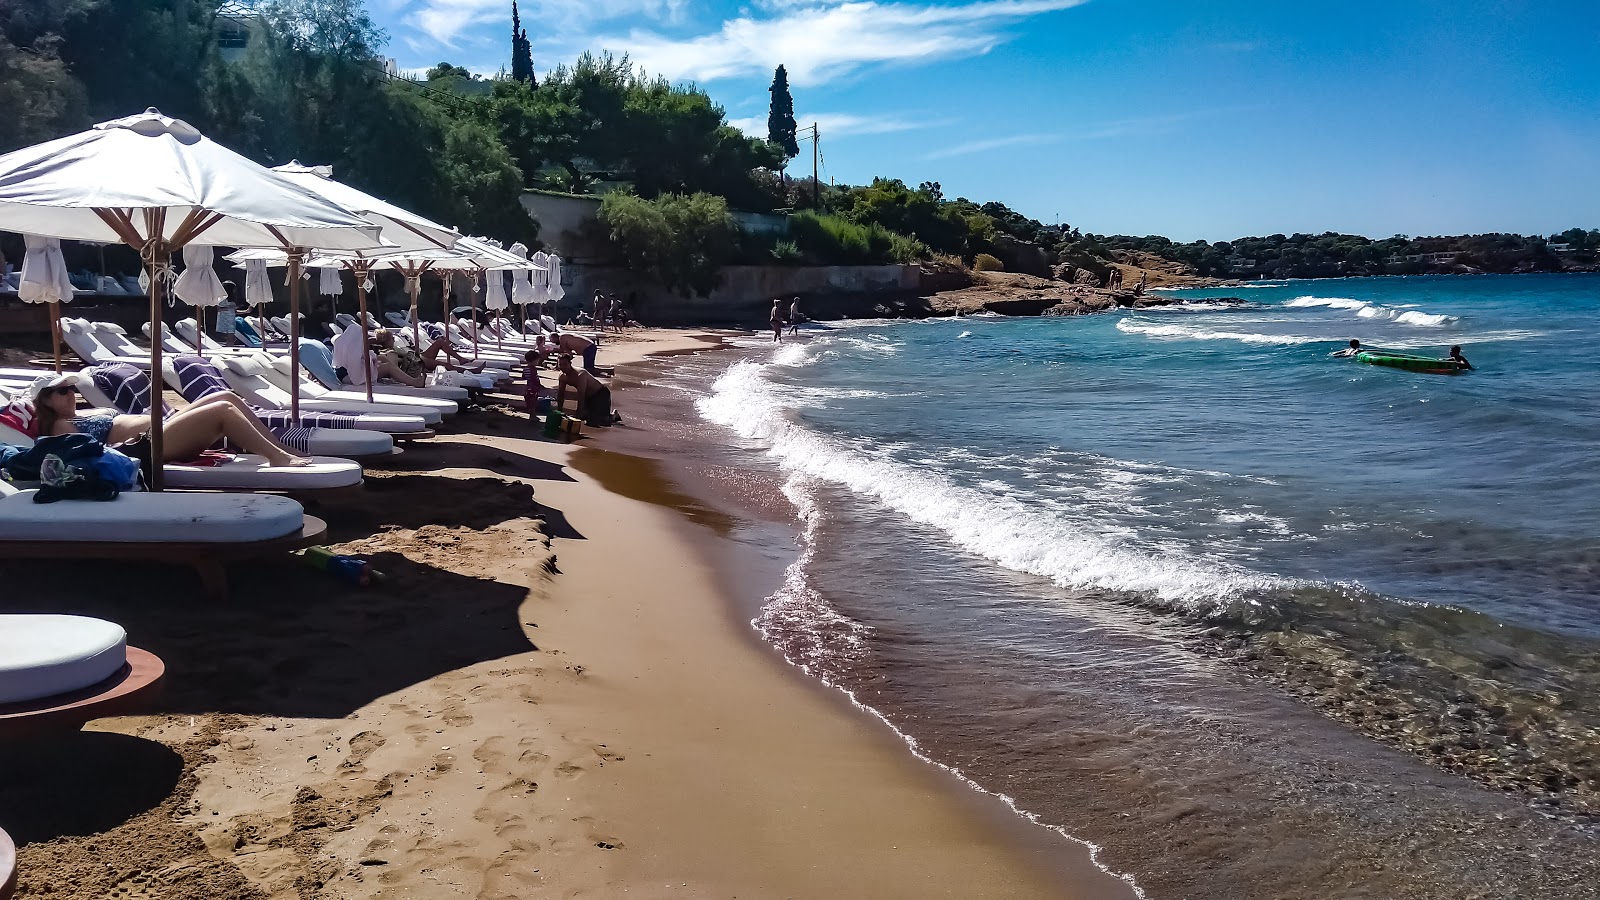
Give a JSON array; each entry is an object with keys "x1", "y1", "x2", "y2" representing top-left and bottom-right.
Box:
[{"x1": 0, "y1": 329, "x2": 1131, "y2": 899}]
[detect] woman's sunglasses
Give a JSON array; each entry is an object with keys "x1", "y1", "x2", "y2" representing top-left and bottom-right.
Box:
[{"x1": 46, "y1": 385, "x2": 76, "y2": 397}]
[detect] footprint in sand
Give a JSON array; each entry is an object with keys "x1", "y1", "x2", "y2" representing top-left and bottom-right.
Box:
[{"x1": 343, "y1": 730, "x2": 387, "y2": 770}]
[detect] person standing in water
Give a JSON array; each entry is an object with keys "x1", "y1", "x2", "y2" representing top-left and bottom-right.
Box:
[
  {"x1": 770, "y1": 299, "x2": 785, "y2": 343},
  {"x1": 1332, "y1": 339, "x2": 1363, "y2": 358},
  {"x1": 788, "y1": 296, "x2": 803, "y2": 335},
  {"x1": 1449, "y1": 345, "x2": 1473, "y2": 370}
]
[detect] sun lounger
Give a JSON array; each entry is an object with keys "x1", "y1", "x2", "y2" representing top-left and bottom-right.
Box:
[
  {"x1": 0, "y1": 615, "x2": 165, "y2": 741},
  {"x1": 84, "y1": 360, "x2": 395, "y2": 459},
  {"x1": 299, "y1": 338, "x2": 472, "y2": 403},
  {"x1": 223, "y1": 355, "x2": 444, "y2": 424},
  {"x1": 57, "y1": 319, "x2": 147, "y2": 368},
  {"x1": 0, "y1": 479, "x2": 326, "y2": 598},
  {"x1": 1, "y1": 823, "x2": 13, "y2": 899},
  {"x1": 205, "y1": 356, "x2": 432, "y2": 433},
  {"x1": 262, "y1": 353, "x2": 458, "y2": 416},
  {"x1": 7, "y1": 368, "x2": 363, "y2": 491},
  {"x1": 171, "y1": 319, "x2": 286, "y2": 357}
]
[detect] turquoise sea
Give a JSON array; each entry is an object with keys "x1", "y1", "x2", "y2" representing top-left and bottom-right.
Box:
[{"x1": 686, "y1": 273, "x2": 1600, "y2": 897}]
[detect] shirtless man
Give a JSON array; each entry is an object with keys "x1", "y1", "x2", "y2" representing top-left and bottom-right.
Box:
[
  {"x1": 1331, "y1": 339, "x2": 1363, "y2": 358},
  {"x1": 556, "y1": 353, "x2": 620, "y2": 426},
  {"x1": 537, "y1": 332, "x2": 605, "y2": 374}
]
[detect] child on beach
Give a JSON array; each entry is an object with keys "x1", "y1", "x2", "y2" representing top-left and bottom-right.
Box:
[{"x1": 523, "y1": 349, "x2": 554, "y2": 418}]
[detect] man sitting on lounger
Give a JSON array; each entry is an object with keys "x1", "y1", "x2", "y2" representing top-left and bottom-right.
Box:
[
  {"x1": 12, "y1": 373, "x2": 308, "y2": 466},
  {"x1": 555, "y1": 354, "x2": 620, "y2": 426}
]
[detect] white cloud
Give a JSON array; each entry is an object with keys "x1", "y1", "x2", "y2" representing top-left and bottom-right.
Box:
[
  {"x1": 405, "y1": 0, "x2": 503, "y2": 48},
  {"x1": 725, "y1": 111, "x2": 936, "y2": 138},
  {"x1": 596, "y1": 0, "x2": 1090, "y2": 85},
  {"x1": 921, "y1": 132, "x2": 1058, "y2": 159},
  {"x1": 403, "y1": 0, "x2": 690, "y2": 50}
]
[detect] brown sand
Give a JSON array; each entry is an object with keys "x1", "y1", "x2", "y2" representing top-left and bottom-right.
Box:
[{"x1": 0, "y1": 328, "x2": 1128, "y2": 899}]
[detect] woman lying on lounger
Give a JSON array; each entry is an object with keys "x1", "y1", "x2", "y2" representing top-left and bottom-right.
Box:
[{"x1": 26, "y1": 373, "x2": 309, "y2": 467}]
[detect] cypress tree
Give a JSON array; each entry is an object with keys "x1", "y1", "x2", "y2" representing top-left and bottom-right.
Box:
[
  {"x1": 511, "y1": 1, "x2": 535, "y2": 85},
  {"x1": 767, "y1": 64, "x2": 798, "y2": 159}
]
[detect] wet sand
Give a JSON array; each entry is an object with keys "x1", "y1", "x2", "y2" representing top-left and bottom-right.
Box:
[{"x1": 0, "y1": 329, "x2": 1128, "y2": 899}]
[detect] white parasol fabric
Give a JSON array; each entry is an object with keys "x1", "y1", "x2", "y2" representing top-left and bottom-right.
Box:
[
  {"x1": 0, "y1": 108, "x2": 388, "y2": 489},
  {"x1": 271, "y1": 162, "x2": 459, "y2": 254},
  {"x1": 172, "y1": 243, "x2": 227, "y2": 307},
  {"x1": 17, "y1": 235, "x2": 74, "y2": 304},
  {"x1": 529, "y1": 250, "x2": 549, "y2": 304},
  {"x1": 317, "y1": 266, "x2": 342, "y2": 297},
  {"x1": 244, "y1": 258, "x2": 273, "y2": 307},
  {"x1": 0, "y1": 110, "x2": 386, "y2": 251},
  {"x1": 508, "y1": 242, "x2": 536, "y2": 308},
  {"x1": 546, "y1": 253, "x2": 564, "y2": 304},
  {"x1": 484, "y1": 268, "x2": 509, "y2": 311}
]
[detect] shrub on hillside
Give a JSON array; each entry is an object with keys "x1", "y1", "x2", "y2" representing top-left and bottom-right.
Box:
[
  {"x1": 973, "y1": 253, "x2": 1005, "y2": 272},
  {"x1": 599, "y1": 191, "x2": 736, "y2": 296},
  {"x1": 789, "y1": 212, "x2": 929, "y2": 265}
]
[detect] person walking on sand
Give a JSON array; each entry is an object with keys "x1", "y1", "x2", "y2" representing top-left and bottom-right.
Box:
[
  {"x1": 770, "y1": 299, "x2": 785, "y2": 343},
  {"x1": 788, "y1": 296, "x2": 803, "y2": 335}
]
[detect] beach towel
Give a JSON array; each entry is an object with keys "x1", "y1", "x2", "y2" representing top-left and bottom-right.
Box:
[
  {"x1": 331, "y1": 324, "x2": 369, "y2": 386},
  {"x1": 168, "y1": 355, "x2": 359, "y2": 448},
  {"x1": 300, "y1": 338, "x2": 344, "y2": 389},
  {"x1": 89, "y1": 364, "x2": 172, "y2": 418}
]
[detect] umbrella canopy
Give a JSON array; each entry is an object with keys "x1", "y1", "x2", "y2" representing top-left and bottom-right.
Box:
[
  {"x1": 0, "y1": 110, "x2": 386, "y2": 251},
  {"x1": 271, "y1": 161, "x2": 459, "y2": 255},
  {"x1": 17, "y1": 235, "x2": 74, "y2": 304},
  {"x1": 0, "y1": 108, "x2": 388, "y2": 489},
  {"x1": 546, "y1": 253, "x2": 565, "y2": 305},
  {"x1": 317, "y1": 266, "x2": 342, "y2": 297},
  {"x1": 509, "y1": 242, "x2": 536, "y2": 308},
  {"x1": 172, "y1": 244, "x2": 227, "y2": 307},
  {"x1": 18, "y1": 235, "x2": 76, "y2": 372}
]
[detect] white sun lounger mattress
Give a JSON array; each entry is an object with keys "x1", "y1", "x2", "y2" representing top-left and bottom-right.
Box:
[
  {"x1": 0, "y1": 614, "x2": 128, "y2": 705},
  {"x1": 0, "y1": 485, "x2": 307, "y2": 543}
]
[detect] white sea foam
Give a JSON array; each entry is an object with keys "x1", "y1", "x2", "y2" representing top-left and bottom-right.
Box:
[
  {"x1": 1116, "y1": 320, "x2": 1323, "y2": 346},
  {"x1": 699, "y1": 356, "x2": 1291, "y2": 609},
  {"x1": 752, "y1": 479, "x2": 1149, "y2": 899},
  {"x1": 1285, "y1": 295, "x2": 1459, "y2": 326},
  {"x1": 958, "y1": 330, "x2": 973, "y2": 338}
]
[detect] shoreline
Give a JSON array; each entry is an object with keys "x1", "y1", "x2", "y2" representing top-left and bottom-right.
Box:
[{"x1": 0, "y1": 328, "x2": 1134, "y2": 898}]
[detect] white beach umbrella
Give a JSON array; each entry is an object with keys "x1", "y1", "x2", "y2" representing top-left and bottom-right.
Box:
[
  {"x1": 172, "y1": 244, "x2": 228, "y2": 353},
  {"x1": 17, "y1": 235, "x2": 76, "y2": 371},
  {"x1": 509, "y1": 242, "x2": 536, "y2": 312},
  {"x1": 243, "y1": 257, "x2": 274, "y2": 340},
  {"x1": 0, "y1": 108, "x2": 386, "y2": 488},
  {"x1": 546, "y1": 253, "x2": 565, "y2": 306}
]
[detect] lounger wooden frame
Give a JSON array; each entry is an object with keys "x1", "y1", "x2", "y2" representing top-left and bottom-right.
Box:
[
  {"x1": 0, "y1": 516, "x2": 326, "y2": 599},
  {"x1": 0, "y1": 646, "x2": 165, "y2": 740}
]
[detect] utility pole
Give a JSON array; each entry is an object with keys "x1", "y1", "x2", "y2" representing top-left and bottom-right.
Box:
[{"x1": 811, "y1": 122, "x2": 820, "y2": 210}]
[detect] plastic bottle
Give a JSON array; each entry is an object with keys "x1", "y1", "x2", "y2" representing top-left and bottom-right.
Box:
[{"x1": 303, "y1": 546, "x2": 374, "y2": 587}]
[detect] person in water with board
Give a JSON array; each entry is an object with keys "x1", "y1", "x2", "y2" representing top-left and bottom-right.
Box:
[
  {"x1": 1331, "y1": 339, "x2": 1363, "y2": 358},
  {"x1": 1449, "y1": 345, "x2": 1473, "y2": 370}
]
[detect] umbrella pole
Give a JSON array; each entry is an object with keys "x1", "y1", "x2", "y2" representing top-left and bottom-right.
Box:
[
  {"x1": 144, "y1": 238, "x2": 168, "y2": 493},
  {"x1": 288, "y1": 250, "x2": 304, "y2": 421},
  {"x1": 355, "y1": 262, "x2": 374, "y2": 404},
  {"x1": 50, "y1": 303, "x2": 62, "y2": 373},
  {"x1": 469, "y1": 274, "x2": 480, "y2": 360},
  {"x1": 194, "y1": 305, "x2": 205, "y2": 355},
  {"x1": 409, "y1": 268, "x2": 421, "y2": 353}
]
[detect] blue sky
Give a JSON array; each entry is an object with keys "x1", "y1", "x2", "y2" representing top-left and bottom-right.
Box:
[{"x1": 370, "y1": 0, "x2": 1599, "y2": 241}]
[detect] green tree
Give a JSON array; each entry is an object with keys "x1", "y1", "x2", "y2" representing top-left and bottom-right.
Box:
[
  {"x1": 598, "y1": 192, "x2": 736, "y2": 296},
  {"x1": 510, "y1": 0, "x2": 534, "y2": 85},
  {"x1": 767, "y1": 65, "x2": 798, "y2": 160},
  {"x1": 0, "y1": 0, "x2": 93, "y2": 151}
]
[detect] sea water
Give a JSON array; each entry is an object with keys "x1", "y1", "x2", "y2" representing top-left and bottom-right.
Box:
[{"x1": 688, "y1": 273, "x2": 1600, "y2": 897}]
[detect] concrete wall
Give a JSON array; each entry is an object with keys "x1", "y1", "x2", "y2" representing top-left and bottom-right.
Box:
[{"x1": 562, "y1": 263, "x2": 923, "y2": 325}]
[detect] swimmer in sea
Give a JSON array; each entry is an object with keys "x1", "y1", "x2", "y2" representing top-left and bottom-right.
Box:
[
  {"x1": 1331, "y1": 339, "x2": 1362, "y2": 358},
  {"x1": 1449, "y1": 345, "x2": 1473, "y2": 370}
]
